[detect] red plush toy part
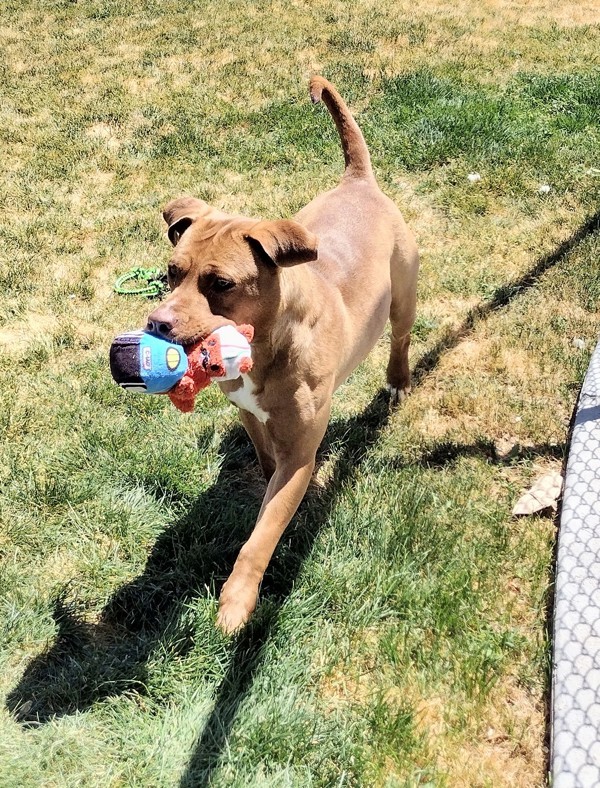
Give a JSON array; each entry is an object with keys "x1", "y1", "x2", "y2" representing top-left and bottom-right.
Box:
[
  {"x1": 167, "y1": 340, "x2": 210, "y2": 413},
  {"x1": 167, "y1": 324, "x2": 254, "y2": 413}
]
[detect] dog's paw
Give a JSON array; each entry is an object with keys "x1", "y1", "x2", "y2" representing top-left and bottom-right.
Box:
[
  {"x1": 217, "y1": 578, "x2": 259, "y2": 635},
  {"x1": 386, "y1": 383, "x2": 411, "y2": 405}
]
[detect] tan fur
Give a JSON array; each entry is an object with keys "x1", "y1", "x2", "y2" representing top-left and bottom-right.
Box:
[{"x1": 147, "y1": 77, "x2": 419, "y2": 633}]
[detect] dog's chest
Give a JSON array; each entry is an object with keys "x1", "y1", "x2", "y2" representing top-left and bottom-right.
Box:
[{"x1": 222, "y1": 375, "x2": 269, "y2": 424}]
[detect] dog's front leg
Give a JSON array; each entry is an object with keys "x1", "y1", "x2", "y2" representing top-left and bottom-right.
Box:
[
  {"x1": 216, "y1": 402, "x2": 331, "y2": 634},
  {"x1": 216, "y1": 453, "x2": 315, "y2": 634}
]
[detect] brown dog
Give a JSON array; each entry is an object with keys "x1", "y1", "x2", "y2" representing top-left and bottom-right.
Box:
[{"x1": 146, "y1": 77, "x2": 419, "y2": 633}]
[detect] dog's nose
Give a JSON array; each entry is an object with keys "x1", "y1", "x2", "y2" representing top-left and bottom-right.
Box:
[
  {"x1": 146, "y1": 318, "x2": 173, "y2": 337},
  {"x1": 146, "y1": 307, "x2": 177, "y2": 338}
]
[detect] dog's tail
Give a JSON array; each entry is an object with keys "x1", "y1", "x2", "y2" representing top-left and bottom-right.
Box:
[{"x1": 309, "y1": 76, "x2": 372, "y2": 180}]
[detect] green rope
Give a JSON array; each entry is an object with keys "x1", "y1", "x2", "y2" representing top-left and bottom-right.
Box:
[{"x1": 114, "y1": 267, "x2": 168, "y2": 297}]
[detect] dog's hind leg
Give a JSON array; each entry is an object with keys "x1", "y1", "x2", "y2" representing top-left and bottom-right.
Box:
[{"x1": 386, "y1": 231, "x2": 419, "y2": 404}]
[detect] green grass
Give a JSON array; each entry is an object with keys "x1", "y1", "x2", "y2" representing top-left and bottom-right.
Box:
[{"x1": 1, "y1": 1, "x2": 599, "y2": 785}]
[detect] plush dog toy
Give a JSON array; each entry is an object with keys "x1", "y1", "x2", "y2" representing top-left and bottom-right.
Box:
[
  {"x1": 109, "y1": 324, "x2": 254, "y2": 413},
  {"x1": 168, "y1": 324, "x2": 254, "y2": 412}
]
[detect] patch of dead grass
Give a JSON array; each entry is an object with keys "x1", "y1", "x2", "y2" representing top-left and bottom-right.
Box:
[
  {"x1": 438, "y1": 676, "x2": 546, "y2": 787},
  {"x1": 318, "y1": 642, "x2": 546, "y2": 786},
  {"x1": 0, "y1": 313, "x2": 57, "y2": 355},
  {"x1": 85, "y1": 123, "x2": 121, "y2": 152}
]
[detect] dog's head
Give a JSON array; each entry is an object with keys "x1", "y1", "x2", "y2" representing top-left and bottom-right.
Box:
[{"x1": 146, "y1": 197, "x2": 318, "y2": 345}]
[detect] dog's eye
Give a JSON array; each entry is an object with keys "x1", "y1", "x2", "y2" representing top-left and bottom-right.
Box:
[{"x1": 212, "y1": 277, "x2": 235, "y2": 292}]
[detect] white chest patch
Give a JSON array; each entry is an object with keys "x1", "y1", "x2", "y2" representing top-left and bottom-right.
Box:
[{"x1": 224, "y1": 375, "x2": 270, "y2": 424}]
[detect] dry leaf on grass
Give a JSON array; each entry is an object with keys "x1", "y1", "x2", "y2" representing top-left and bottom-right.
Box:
[{"x1": 512, "y1": 471, "x2": 563, "y2": 516}]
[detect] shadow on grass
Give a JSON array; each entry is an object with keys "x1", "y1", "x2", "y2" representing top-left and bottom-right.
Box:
[
  {"x1": 412, "y1": 209, "x2": 600, "y2": 385},
  {"x1": 7, "y1": 209, "x2": 599, "y2": 783},
  {"x1": 5, "y1": 392, "x2": 393, "y2": 737},
  {"x1": 412, "y1": 438, "x2": 565, "y2": 468}
]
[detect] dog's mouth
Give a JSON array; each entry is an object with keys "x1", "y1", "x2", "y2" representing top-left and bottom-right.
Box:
[
  {"x1": 168, "y1": 317, "x2": 237, "y2": 348},
  {"x1": 174, "y1": 332, "x2": 203, "y2": 348},
  {"x1": 143, "y1": 322, "x2": 203, "y2": 348}
]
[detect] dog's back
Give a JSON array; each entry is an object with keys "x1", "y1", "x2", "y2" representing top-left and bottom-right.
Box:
[{"x1": 295, "y1": 77, "x2": 419, "y2": 390}]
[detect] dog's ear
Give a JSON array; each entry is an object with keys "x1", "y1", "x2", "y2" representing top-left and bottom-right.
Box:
[
  {"x1": 245, "y1": 220, "x2": 318, "y2": 267},
  {"x1": 162, "y1": 196, "x2": 218, "y2": 246}
]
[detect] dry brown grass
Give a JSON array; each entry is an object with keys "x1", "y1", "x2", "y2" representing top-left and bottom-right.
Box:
[{"x1": 438, "y1": 677, "x2": 546, "y2": 787}]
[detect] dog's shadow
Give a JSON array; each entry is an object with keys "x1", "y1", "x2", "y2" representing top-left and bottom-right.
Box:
[{"x1": 6, "y1": 390, "x2": 392, "y2": 729}]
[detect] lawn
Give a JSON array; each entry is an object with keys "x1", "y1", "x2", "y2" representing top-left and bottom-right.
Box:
[{"x1": 1, "y1": 1, "x2": 599, "y2": 785}]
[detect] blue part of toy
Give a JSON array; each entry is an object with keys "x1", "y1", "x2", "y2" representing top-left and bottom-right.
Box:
[
  {"x1": 139, "y1": 332, "x2": 188, "y2": 392},
  {"x1": 109, "y1": 330, "x2": 188, "y2": 394}
]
